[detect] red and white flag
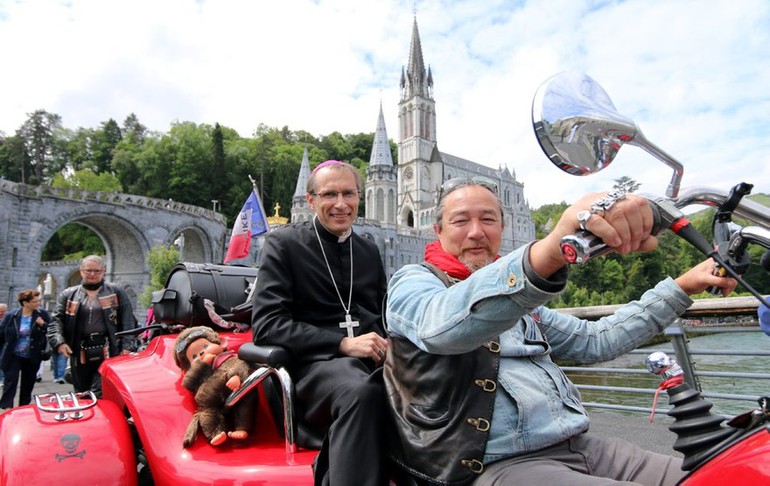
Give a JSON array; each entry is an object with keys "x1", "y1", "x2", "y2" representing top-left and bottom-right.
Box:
[{"x1": 224, "y1": 189, "x2": 269, "y2": 263}]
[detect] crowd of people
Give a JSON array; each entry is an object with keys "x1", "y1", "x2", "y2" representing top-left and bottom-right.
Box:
[{"x1": 1, "y1": 159, "x2": 766, "y2": 485}]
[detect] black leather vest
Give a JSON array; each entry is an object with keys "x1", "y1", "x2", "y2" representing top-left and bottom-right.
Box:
[{"x1": 383, "y1": 263, "x2": 501, "y2": 485}]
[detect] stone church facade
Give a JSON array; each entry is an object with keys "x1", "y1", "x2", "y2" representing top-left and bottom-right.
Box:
[{"x1": 290, "y1": 17, "x2": 535, "y2": 278}]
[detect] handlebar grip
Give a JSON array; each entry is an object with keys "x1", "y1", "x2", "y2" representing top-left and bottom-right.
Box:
[
  {"x1": 560, "y1": 197, "x2": 668, "y2": 265},
  {"x1": 560, "y1": 231, "x2": 615, "y2": 264}
]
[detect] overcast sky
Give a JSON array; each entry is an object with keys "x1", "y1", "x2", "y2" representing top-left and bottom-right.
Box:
[{"x1": 1, "y1": 0, "x2": 768, "y2": 209}]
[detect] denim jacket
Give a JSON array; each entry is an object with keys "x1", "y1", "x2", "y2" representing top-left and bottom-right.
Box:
[{"x1": 385, "y1": 243, "x2": 692, "y2": 475}]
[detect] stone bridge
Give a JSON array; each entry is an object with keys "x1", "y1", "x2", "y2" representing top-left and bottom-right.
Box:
[{"x1": 0, "y1": 179, "x2": 228, "y2": 320}]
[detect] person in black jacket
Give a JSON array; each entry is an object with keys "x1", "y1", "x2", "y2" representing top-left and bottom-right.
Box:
[
  {"x1": 47, "y1": 255, "x2": 137, "y2": 397},
  {"x1": 0, "y1": 289, "x2": 51, "y2": 411}
]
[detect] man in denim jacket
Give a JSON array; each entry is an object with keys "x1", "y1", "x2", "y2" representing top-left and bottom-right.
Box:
[{"x1": 384, "y1": 179, "x2": 737, "y2": 485}]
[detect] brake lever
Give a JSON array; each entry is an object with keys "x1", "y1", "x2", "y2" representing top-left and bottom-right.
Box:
[
  {"x1": 707, "y1": 183, "x2": 753, "y2": 295},
  {"x1": 706, "y1": 238, "x2": 752, "y2": 295}
]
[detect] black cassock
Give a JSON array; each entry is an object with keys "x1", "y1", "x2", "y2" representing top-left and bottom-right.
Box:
[{"x1": 252, "y1": 218, "x2": 388, "y2": 486}]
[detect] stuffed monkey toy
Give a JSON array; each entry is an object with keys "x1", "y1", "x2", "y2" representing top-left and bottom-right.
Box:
[{"x1": 174, "y1": 326, "x2": 258, "y2": 448}]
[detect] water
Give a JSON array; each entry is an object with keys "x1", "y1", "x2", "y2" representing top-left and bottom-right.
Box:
[{"x1": 566, "y1": 330, "x2": 770, "y2": 416}]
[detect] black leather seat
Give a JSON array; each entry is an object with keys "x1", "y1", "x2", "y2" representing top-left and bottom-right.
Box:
[{"x1": 237, "y1": 343, "x2": 325, "y2": 450}]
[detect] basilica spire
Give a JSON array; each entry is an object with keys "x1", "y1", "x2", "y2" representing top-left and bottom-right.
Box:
[
  {"x1": 400, "y1": 16, "x2": 433, "y2": 100},
  {"x1": 293, "y1": 146, "x2": 311, "y2": 197},
  {"x1": 369, "y1": 101, "x2": 393, "y2": 167},
  {"x1": 290, "y1": 146, "x2": 314, "y2": 223}
]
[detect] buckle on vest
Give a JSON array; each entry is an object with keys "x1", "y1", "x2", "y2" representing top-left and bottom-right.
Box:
[
  {"x1": 461, "y1": 459, "x2": 484, "y2": 474},
  {"x1": 467, "y1": 417, "x2": 490, "y2": 432},
  {"x1": 483, "y1": 340, "x2": 501, "y2": 353},
  {"x1": 474, "y1": 378, "x2": 497, "y2": 392}
]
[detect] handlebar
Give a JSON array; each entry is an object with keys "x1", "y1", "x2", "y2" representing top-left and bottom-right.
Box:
[
  {"x1": 675, "y1": 186, "x2": 770, "y2": 227},
  {"x1": 559, "y1": 185, "x2": 770, "y2": 307},
  {"x1": 561, "y1": 186, "x2": 770, "y2": 265}
]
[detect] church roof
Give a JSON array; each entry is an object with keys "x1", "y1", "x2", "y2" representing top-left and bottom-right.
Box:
[
  {"x1": 293, "y1": 146, "x2": 311, "y2": 197},
  {"x1": 440, "y1": 152, "x2": 517, "y2": 183},
  {"x1": 369, "y1": 101, "x2": 394, "y2": 167}
]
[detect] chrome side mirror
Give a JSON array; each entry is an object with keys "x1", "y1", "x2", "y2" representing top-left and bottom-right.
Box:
[{"x1": 532, "y1": 71, "x2": 684, "y2": 198}]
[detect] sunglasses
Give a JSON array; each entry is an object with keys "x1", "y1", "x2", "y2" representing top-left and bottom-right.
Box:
[{"x1": 437, "y1": 176, "x2": 498, "y2": 205}]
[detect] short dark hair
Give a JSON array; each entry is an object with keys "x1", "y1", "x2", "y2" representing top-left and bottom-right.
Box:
[
  {"x1": 17, "y1": 288, "x2": 40, "y2": 306},
  {"x1": 435, "y1": 178, "x2": 504, "y2": 230},
  {"x1": 306, "y1": 161, "x2": 362, "y2": 195}
]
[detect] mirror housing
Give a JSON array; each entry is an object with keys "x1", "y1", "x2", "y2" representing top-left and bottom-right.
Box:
[{"x1": 532, "y1": 71, "x2": 684, "y2": 198}]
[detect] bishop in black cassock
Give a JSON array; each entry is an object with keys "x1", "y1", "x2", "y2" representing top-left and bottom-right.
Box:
[{"x1": 252, "y1": 216, "x2": 388, "y2": 486}]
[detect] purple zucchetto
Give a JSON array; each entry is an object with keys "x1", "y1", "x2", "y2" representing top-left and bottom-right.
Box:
[{"x1": 312, "y1": 159, "x2": 345, "y2": 173}]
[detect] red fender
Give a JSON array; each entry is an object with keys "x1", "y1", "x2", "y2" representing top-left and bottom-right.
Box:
[
  {"x1": 0, "y1": 395, "x2": 136, "y2": 486},
  {"x1": 680, "y1": 427, "x2": 770, "y2": 485}
]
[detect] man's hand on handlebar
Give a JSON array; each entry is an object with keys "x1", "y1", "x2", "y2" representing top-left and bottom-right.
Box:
[{"x1": 532, "y1": 191, "x2": 659, "y2": 277}]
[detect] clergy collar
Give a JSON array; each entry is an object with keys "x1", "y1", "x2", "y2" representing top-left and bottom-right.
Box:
[{"x1": 312, "y1": 215, "x2": 353, "y2": 243}]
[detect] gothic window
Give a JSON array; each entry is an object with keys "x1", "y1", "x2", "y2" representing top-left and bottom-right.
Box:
[{"x1": 376, "y1": 188, "x2": 385, "y2": 221}]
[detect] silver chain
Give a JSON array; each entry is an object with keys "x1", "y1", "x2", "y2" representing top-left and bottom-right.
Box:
[{"x1": 312, "y1": 216, "x2": 353, "y2": 316}]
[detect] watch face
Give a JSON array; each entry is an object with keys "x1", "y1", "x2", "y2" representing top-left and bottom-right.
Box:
[{"x1": 403, "y1": 166, "x2": 413, "y2": 180}]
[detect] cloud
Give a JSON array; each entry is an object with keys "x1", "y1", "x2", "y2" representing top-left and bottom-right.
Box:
[{"x1": 1, "y1": 0, "x2": 768, "y2": 208}]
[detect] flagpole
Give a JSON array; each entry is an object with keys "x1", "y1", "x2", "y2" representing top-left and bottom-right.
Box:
[{"x1": 247, "y1": 174, "x2": 270, "y2": 265}]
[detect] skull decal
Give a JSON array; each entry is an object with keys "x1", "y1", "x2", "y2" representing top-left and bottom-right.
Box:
[{"x1": 56, "y1": 433, "x2": 86, "y2": 461}]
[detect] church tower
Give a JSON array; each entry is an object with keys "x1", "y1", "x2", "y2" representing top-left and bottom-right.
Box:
[
  {"x1": 397, "y1": 16, "x2": 442, "y2": 231},
  {"x1": 365, "y1": 102, "x2": 397, "y2": 225},
  {"x1": 290, "y1": 147, "x2": 314, "y2": 223}
]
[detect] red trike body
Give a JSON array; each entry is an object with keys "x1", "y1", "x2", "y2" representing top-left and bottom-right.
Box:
[
  {"x1": 681, "y1": 426, "x2": 770, "y2": 485},
  {"x1": 0, "y1": 331, "x2": 316, "y2": 485}
]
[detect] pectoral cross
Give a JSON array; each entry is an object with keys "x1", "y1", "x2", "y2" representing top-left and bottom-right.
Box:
[{"x1": 339, "y1": 314, "x2": 359, "y2": 338}]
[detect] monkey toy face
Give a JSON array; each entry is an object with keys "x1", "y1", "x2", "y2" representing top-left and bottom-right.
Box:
[{"x1": 185, "y1": 338, "x2": 226, "y2": 365}]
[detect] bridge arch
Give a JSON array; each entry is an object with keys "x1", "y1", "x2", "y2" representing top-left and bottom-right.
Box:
[{"x1": 1, "y1": 179, "x2": 228, "y2": 319}]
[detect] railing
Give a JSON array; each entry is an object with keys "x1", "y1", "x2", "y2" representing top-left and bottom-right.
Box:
[{"x1": 559, "y1": 296, "x2": 770, "y2": 417}]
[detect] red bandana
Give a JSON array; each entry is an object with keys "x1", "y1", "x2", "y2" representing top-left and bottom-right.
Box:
[{"x1": 424, "y1": 241, "x2": 473, "y2": 280}]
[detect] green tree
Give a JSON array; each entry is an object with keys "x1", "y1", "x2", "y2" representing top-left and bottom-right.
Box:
[
  {"x1": 90, "y1": 119, "x2": 122, "y2": 173},
  {"x1": 51, "y1": 168, "x2": 122, "y2": 192},
  {"x1": 18, "y1": 109, "x2": 64, "y2": 184},
  {"x1": 0, "y1": 135, "x2": 29, "y2": 181},
  {"x1": 141, "y1": 245, "x2": 181, "y2": 307},
  {"x1": 122, "y1": 113, "x2": 147, "y2": 146},
  {"x1": 42, "y1": 224, "x2": 105, "y2": 261}
]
